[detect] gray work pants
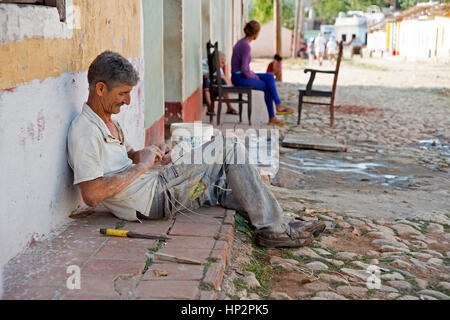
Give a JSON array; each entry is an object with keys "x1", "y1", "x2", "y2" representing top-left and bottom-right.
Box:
[{"x1": 148, "y1": 137, "x2": 285, "y2": 233}]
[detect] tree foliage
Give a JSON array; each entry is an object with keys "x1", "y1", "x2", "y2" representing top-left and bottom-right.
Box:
[
  {"x1": 312, "y1": 0, "x2": 392, "y2": 23},
  {"x1": 248, "y1": 0, "x2": 296, "y2": 29},
  {"x1": 248, "y1": 0, "x2": 446, "y2": 28},
  {"x1": 397, "y1": 0, "x2": 424, "y2": 10}
]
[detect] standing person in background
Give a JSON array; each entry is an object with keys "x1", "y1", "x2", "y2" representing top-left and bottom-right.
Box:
[
  {"x1": 266, "y1": 54, "x2": 283, "y2": 81},
  {"x1": 315, "y1": 32, "x2": 326, "y2": 66},
  {"x1": 326, "y1": 36, "x2": 338, "y2": 65},
  {"x1": 231, "y1": 21, "x2": 294, "y2": 128},
  {"x1": 308, "y1": 37, "x2": 315, "y2": 64}
]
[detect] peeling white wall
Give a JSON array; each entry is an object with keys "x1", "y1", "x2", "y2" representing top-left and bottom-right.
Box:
[
  {"x1": 0, "y1": 0, "x2": 76, "y2": 44},
  {"x1": 0, "y1": 58, "x2": 145, "y2": 267}
]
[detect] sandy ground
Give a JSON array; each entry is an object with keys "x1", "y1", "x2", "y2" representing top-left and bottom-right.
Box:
[{"x1": 218, "y1": 55, "x2": 450, "y2": 300}]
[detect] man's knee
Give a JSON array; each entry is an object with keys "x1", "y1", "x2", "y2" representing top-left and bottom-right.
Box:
[{"x1": 224, "y1": 138, "x2": 247, "y2": 165}]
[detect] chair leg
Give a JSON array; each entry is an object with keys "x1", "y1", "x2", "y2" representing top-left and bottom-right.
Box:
[
  {"x1": 247, "y1": 91, "x2": 252, "y2": 126},
  {"x1": 297, "y1": 93, "x2": 304, "y2": 125},
  {"x1": 209, "y1": 95, "x2": 215, "y2": 124},
  {"x1": 238, "y1": 93, "x2": 243, "y2": 123},
  {"x1": 330, "y1": 102, "x2": 334, "y2": 128},
  {"x1": 217, "y1": 97, "x2": 222, "y2": 126}
]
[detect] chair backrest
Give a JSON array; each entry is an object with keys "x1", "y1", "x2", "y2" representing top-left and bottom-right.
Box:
[
  {"x1": 206, "y1": 41, "x2": 223, "y2": 93},
  {"x1": 305, "y1": 41, "x2": 344, "y2": 94}
]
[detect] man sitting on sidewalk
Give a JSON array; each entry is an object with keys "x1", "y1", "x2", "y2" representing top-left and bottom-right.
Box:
[{"x1": 67, "y1": 51, "x2": 325, "y2": 248}]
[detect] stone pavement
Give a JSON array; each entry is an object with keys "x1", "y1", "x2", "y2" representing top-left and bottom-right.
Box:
[
  {"x1": 2, "y1": 205, "x2": 235, "y2": 300},
  {"x1": 204, "y1": 91, "x2": 288, "y2": 132}
]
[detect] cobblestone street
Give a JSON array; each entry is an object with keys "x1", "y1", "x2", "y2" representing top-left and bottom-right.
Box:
[{"x1": 217, "y1": 56, "x2": 450, "y2": 300}]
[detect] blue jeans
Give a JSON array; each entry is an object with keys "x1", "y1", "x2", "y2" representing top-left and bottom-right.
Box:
[
  {"x1": 231, "y1": 73, "x2": 281, "y2": 119},
  {"x1": 147, "y1": 137, "x2": 286, "y2": 233}
]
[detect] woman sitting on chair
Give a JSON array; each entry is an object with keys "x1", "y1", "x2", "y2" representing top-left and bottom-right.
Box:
[{"x1": 231, "y1": 20, "x2": 294, "y2": 127}]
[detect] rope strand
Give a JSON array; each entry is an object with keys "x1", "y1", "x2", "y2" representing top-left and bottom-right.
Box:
[{"x1": 161, "y1": 180, "x2": 232, "y2": 220}]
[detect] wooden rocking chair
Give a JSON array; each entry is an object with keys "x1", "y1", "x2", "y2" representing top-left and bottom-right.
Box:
[
  {"x1": 298, "y1": 41, "x2": 344, "y2": 128},
  {"x1": 206, "y1": 41, "x2": 252, "y2": 126}
]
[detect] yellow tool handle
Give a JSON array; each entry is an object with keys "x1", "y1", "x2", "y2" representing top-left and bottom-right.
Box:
[{"x1": 100, "y1": 228, "x2": 129, "y2": 237}]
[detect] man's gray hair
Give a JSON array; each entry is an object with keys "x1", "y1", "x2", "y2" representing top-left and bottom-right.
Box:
[{"x1": 88, "y1": 51, "x2": 140, "y2": 91}]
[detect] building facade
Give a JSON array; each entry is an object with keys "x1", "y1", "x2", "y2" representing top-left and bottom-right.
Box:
[
  {"x1": 367, "y1": 3, "x2": 450, "y2": 61},
  {"x1": 0, "y1": 0, "x2": 247, "y2": 269}
]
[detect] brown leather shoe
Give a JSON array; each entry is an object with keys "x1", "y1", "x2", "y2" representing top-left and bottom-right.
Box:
[
  {"x1": 255, "y1": 222, "x2": 315, "y2": 248},
  {"x1": 292, "y1": 219, "x2": 326, "y2": 237}
]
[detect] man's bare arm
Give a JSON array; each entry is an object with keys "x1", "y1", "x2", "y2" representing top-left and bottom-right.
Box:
[
  {"x1": 78, "y1": 164, "x2": 147, "y2": 207},
  {"x1": 79, "y1": 146, "x2": 164, "y2": 207}
]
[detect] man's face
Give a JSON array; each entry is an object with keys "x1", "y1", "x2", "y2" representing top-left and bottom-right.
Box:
[{"x1": 99, "y1": 83, "x2": 134, "y2": 115}]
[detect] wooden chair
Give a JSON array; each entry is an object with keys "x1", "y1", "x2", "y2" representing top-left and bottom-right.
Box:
[
  {"x1": 297, "y1": 41, "x2": 343, "y2": 128},
  {"x1": 206, "y1": 41, "x2": 252, "y2": 126}
]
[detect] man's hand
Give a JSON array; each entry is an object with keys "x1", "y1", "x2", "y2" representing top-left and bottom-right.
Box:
[
  {"x1": 136, "y1": 146, "x2": 164, "y2": 170},
  {"x1": 158, "y1": 143, "x2": 173, "y2": 165},
  {"x1": 160, "y1": 150, "x2": 172, "y2": 165},
  {"x1": 158, "y1": 143, "x2": 172, "y2": 154}
]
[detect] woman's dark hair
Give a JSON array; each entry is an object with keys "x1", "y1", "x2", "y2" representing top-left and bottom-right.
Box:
[
  {"x1": 274, "y1": 54, "x2": 282, "y2": 61},
  {"x1": 244, "y1": 21, "x2": 261, "y2": 38}
]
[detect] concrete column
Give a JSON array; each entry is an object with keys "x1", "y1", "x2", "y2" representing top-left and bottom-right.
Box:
[
  {"x1": 232, "y1": 0, "x2": 244, "y2": 46},
  {"x1": 142, "y1": 0, "x2": 165, "y2": 145},
  {"x1": 204, "y1": 0, "x2": 234, "y2": 73},
  {"x1": 163, "y1": 0, "x2": 203, "y2": 138},
  {"x1": 182, "y1": 0, "x2": 202, "y2": 103},
  {"x1": 209, "y1": 0, "x2": 219, "y2": 45},
  {"x1": 222, "y1": 0, "x2": 232, "y2": 62},
  {"x1": 202, "y1": 0, "x2": 212, "y2": 57},
  {"x1": 164, "y1": 0, "x2": 184, "y2": 104}
]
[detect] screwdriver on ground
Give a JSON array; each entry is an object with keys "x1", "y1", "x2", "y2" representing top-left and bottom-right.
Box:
[{"x1": 100, "y1": 228, "x2": 170, "y2": 241}]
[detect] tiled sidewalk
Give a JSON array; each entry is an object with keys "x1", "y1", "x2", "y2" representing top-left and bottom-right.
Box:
[{"x1": 2, "y1": 206, "x2": 235, "y2": 300}]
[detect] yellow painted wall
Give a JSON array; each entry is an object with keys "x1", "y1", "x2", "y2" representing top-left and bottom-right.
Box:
[
  {"x1": 0, "y1": 0, "x2": 142, "y2": 90},
  {"x1": 386, "y1": 22, "x2": 391, "y2": 51}
]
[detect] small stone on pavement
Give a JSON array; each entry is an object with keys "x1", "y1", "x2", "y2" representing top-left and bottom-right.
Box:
[
  {"x1": 312, "y1": 291, "x2": 347, "y2": 300},
  {"x1": 336, "y1": 252, "x2": 358, "y2": 261},
  {"x1": 386, "y1": 280, "x2": 412, "y2": 291},
  {"x1": 306, "y1": 261, "x2": 329, "y2": 271}
]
